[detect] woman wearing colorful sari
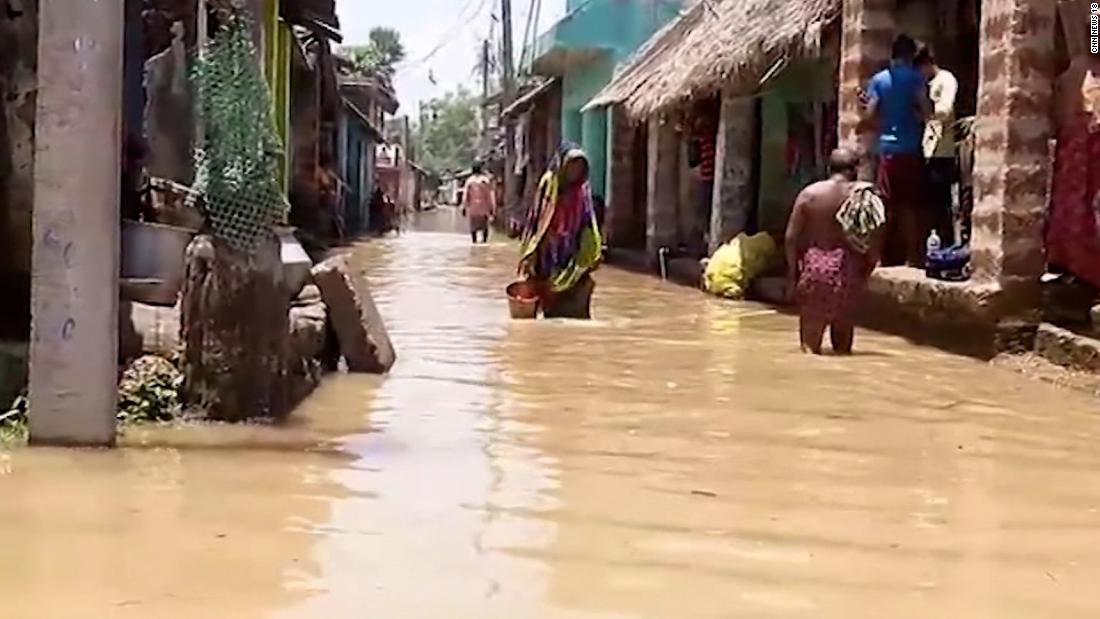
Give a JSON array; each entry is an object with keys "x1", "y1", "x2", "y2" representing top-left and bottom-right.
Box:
[
  {"x1": 1047, "y1": 52, "x2": 1100, "y2": 291},
  {"x1": 518, "y1": 145, "x2": 603, "y2": 319}
]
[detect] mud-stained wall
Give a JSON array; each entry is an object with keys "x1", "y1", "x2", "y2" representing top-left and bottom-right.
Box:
[{"x1": 0, "y1": 0, "x2": 38, "y2": 339}]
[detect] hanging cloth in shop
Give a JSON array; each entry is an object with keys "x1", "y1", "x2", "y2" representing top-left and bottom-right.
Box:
[{"x1": 515, "y1": 113, "x2": 530, "y2": 174}]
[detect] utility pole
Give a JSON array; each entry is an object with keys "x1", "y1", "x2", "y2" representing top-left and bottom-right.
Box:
[
  {"x1": 500, "y1": 0, "x2": 517, "y2": 224},
  {"x1": 481, "y1": 39, "x2": 491, "y2": 154},
  {"x1": 418, "y1": 99, "x2": 426, "y2": 156},
  {"x1": 30, "y1": 0, "x2": 124, "y2": 445}
]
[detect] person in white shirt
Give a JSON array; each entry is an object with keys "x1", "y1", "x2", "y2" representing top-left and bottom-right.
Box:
[{"x1": 916, "y1": 45, "x2": 959, "y2": 247}]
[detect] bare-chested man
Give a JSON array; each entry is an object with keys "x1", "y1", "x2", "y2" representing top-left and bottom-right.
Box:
[{"x1": 784, "y1": 148, "x2": 881, "y2": 354}]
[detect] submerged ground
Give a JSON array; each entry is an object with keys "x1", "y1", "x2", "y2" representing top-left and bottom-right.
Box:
[{"x1": 2, "y1": 209, "x2": 1100, "y2": 618}]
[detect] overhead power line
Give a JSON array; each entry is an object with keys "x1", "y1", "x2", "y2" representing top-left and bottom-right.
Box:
[{"x1": 396, "y1": 0, "x2": 493, "y2": 69}]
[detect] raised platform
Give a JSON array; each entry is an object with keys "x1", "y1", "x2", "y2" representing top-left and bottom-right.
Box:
[
  {"x1": 603, "y1": 247, "x2": 704, "y2": 288},
  {"x1": 858, "y1": 267, "x2": 1037, "y2": 359},
  {"x1": 607, "y1": 247, "x2": 1038, "y2": 359},
  {"x1": 1034, "y1": 323, "x2": 1100, "y2": 373}
]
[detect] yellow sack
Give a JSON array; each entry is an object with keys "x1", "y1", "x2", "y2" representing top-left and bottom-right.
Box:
[{"x1": 702, "y1": 232, "x2": 778, "y2": 299}]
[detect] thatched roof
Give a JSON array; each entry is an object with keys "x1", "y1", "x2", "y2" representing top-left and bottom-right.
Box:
[
  {"x1": 282, "y1": 0, "x2": 341, "y2": 41},
  {"x1": 501, "y1": 79, "x2": 558, "y2": 119},
  {"x1": 582, "y1": 4, "x2": 706, "y2": 112},
  {"x1": 588, "y1": 0, "x2": 840, "y2": 117}
]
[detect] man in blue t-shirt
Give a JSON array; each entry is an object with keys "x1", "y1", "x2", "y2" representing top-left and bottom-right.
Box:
[{"x1": 861, "y1": 34, "x2": 932, "y2": 267}]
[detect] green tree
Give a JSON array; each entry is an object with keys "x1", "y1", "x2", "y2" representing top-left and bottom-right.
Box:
[
  {"x1": 341, "y1": 27, "x2": 406, "y2": 77},
  {"x1": 368, "y1": 27, "x2": 406, "y2": 68},
  {"x1": 416, "y1": 88, "x2": 480, "y2": 175}
]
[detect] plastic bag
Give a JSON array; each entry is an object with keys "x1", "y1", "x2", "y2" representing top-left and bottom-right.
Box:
[{"x1": 702, "y1": 232, "x2": 778, "y2": 299}]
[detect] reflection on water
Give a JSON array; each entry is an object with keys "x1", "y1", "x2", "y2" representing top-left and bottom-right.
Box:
[{"x1": 3, "y1": 207, "x2": 1100, "y2": 618}]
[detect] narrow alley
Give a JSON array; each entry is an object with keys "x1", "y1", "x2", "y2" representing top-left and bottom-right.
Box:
[{"x1": 4, "y1": 210, "x2": 1100, "y2": 618}]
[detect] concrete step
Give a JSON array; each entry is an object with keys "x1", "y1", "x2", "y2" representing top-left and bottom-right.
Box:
[{"x1": 1034, "y1": 323, "x2": 1100, "y2": 373}]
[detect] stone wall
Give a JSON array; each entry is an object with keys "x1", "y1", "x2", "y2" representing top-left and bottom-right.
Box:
[
  {"x1": 605, "y1": 104, "x2": 636, "y2": 248},
  {"x1": 645, "y1": 115, "x2": 679, "y2": 258},
  {"x1": 710, "y1": 93, "x2": 755, "y2": 251},
  {"x1": 969, "y1": 0, "x2": 1055, "y2": 317},
  {"x1": 837, "y1": 0, "x2": 894, "y2": 178},
  {"x1": 181, "y1": 234, "x2": 291, "y2": 421}
]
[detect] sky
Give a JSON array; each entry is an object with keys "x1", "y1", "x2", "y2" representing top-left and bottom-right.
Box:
[{"x1": 336, "y1": 0, "x2": 565, "y2": 117}]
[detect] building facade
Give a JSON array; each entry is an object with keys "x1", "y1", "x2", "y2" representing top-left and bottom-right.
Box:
[
  {"x1": 587, "y1": 0, "x2": 1087, "y2": 356},
  {"x1": 524, "y1": 0, "x2": 683, "y2": 200}
]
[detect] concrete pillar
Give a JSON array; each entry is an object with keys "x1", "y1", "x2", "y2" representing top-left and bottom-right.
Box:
[
  {"x1": 581, "y1": 106, "x2": 608, "y2": 199},
  {"x1": 562, "y1": 108, "x2": 583, "y2": 145},
  {"x1": 29, "y1": 0, "x2": 124, "y2": 446},
  {"x1": 709, "y1": 93, "x2": 756, "y2": 251},
  {"x1": 837, "y1": 0, "x2": 895, "y2": 179},
  {"x1": 245, "y1": 0, "x2": 267, "y2": 58},
  {"x1": 605, "y1": 104, "x2": 636, "y2": 248},
  {"x1": 645, "y1": 115, "x2": 679, "y2": 258},
  {"x1": 969, "y1": 0, "x2": 1056, "y2": 312}
]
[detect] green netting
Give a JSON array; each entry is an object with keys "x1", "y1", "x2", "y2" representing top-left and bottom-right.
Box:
[{"x1": 192, "y1": 18, "x2": 286, "y2": 252}]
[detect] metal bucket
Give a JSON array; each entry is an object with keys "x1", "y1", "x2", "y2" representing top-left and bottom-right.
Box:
[
  {"x1": 121, "y1": 278, "x2": 179, "y2": 307},
  {"x1": 121, "y1": 220, "x2": 196, "y2": 305},
  {"x1": 506, "y1": 281, "x2": 539, "y2": 320}
]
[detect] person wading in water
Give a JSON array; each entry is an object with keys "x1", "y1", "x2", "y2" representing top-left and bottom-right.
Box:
[
  {"x1": 785, "y1": 147, "x2": 884, "y2": 354},
  {"x1": 462, "y1": 161, "x2": 496, "y2": 244},
  {"x1": 518, "y1": 145, "x2": 603, "y2": 319}
]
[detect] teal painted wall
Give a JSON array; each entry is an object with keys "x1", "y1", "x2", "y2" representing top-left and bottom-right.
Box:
[
  {"x1": 555, "y1": 0, "x2": 680, "y2": 56},
  {"x1": 563, "y1": 54, "x2": 614, "y2": 197},
  {"x1": 756, "y1": 57, "x2": 836, "y2": 234},
  {"x1": 546, "y1": 0, "x2": 681, "y2": 199},
  {"x1": 581, "y1": 107, "x2": 608, "y2": 197}
]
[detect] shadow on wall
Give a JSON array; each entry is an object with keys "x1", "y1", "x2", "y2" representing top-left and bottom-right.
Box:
[{"x1": 0, "y1": 1, "x2": 38, "y2": 341}]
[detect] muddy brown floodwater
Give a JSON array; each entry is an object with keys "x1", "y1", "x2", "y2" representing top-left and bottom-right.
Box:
[{"x1": 3, "y1": 208, "x2": 1100, "y2": 618}]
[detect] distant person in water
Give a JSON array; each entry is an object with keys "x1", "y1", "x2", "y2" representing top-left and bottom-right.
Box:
[
  {"x1": 785, "y1": 147, "x2": 884, "y2": 354},
  {"x1": 518, "y1": 144, "x2": 603, "y2": 319},
  {"x1": 462, "y1": 161, "x2": 496, "y2": 244}
]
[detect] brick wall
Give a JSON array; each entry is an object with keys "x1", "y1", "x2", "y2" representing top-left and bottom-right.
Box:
[
  {"x1": 606, "y1": 104, "x2": 636, "y2": 248},
  {"x1": 969, "y1": 0, "x2": 1055, "y2": 314},
  {"x1": 646, "y1": 115, "x2": 680, "y2": 257},
  {"x1": 710, "y1": 93, "x2": 756, "y2": 251},
  {"x1": 837, "y1": 0, "x2": 894, "y2": 179}
]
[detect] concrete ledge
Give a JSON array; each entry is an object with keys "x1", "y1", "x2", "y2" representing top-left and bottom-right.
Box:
[
  {"x1": 1034, "y1": 323, "x2": 1100, "y2": 373},
  {"x1": 604, "y1": 247, "x2": 703, "y2": 288},
  {"x1": 858, "y1": 267, "x2": 1036, "y2": 359},
  {"x1": 605, "y1": 256, "x2": 1042, "y2": 360},
  {"x1": 604, "y1": 247, "x2": 651, "y2": 274}
]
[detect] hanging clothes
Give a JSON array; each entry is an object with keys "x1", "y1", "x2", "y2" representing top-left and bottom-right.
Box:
[
  {"x1": 1047, "y1": 60, "x2": 1100, "y2": 289},
  {"x1": 1047, "y1": 114, "x2": 1100, "y2": 289}
]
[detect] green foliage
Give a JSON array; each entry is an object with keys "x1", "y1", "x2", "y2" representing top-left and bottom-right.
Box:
[
  {"x1": 343, "y1": 44, "x2": 382, "y2": 73},
  {"x1": 416, "y1": 88, "x2": 481, "y2": 176},
  {"x1": 117, "y1": 356, "x2": 183, "y2": 425},
  {"x1": 0, "y1": 352, "x2": 183, "y2": 445},
  {"x1": 0, "y1": 394, "x2": 27, "y2": 445},
  {"x1": 341, "y1": 27, "x2": 406, "y2": 77},
  {"x1": 368, "y1": 27, "x2": 406, "y2": 67}
]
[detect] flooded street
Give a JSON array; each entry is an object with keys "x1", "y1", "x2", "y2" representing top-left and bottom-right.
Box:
[{"x1": 5, "y1": 208, "x2": 1100, "y2": 617}]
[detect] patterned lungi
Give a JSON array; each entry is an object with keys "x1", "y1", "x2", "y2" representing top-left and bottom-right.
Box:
[{"x1": 797, "y1": 247, "x2": 867, "y2": 323}]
